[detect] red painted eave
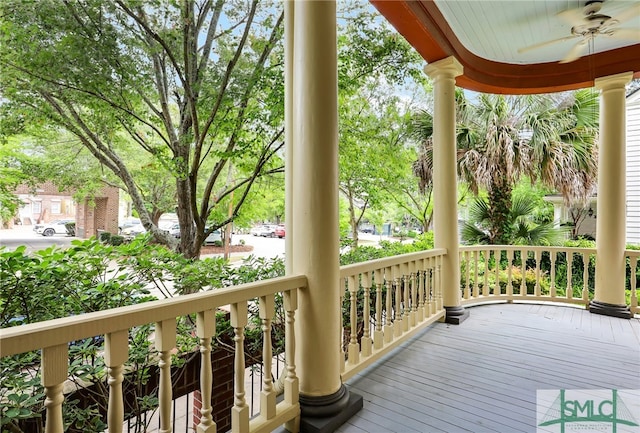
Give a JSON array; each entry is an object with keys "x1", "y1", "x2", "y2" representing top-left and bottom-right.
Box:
[{"x1": 371, "y1": 0, "x2": 640, "y2": 94}]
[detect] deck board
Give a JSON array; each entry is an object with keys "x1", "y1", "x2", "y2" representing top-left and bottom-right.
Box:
[{"x1": 341, "y1": 303, "x2": 640, "y2": 433}]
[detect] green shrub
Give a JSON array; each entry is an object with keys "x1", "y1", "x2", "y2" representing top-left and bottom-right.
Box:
[
  {"x1": 108, "y1": 235, "x2": 124, "y2": 246},
  {"x1": 99, "y1": 231, "x2": 111, "y2": 243}
]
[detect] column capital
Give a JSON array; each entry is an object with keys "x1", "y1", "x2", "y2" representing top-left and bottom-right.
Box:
[
  {"x1": 424, "y1": 56, "x2": 463, "y2": 79},
  {"x1": 594, "y1": 71, "x2": 633, "y2": 92}
]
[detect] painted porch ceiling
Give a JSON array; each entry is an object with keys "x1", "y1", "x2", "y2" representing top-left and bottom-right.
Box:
[
  {"x1": 371, "y1": 0, "x2": 640, "y2": 94},
  {"x1": 434, "y1": 0, "x2": 639, "y2": 64}
]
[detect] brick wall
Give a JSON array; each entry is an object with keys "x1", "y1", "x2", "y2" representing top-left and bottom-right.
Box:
[
  {"x1": 14, "y1": 181, "x2": 75, "y2": 225},
  {"x1": 76, "y1": 186, "x2": 120, "y2": 238}
]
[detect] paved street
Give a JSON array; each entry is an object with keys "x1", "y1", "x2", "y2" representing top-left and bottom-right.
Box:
[
  {"x1": 0, "y1": 225, "x2": 391, "y2": 258},
  {"x1": 0, "y1": 224, "x2": 77, "y2": 253}
]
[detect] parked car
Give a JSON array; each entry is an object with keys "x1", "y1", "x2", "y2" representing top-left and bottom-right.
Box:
[
  {"x1": 203, "y1": 227, "x2": 228, "y2": 245},
  {"x1": 121, "y1": 223, "x2": 146, "y2": 238},
  {"x1": 275, "y1": 224, "x2": 285, "y2": 238},
  {"x1": 256, "y1": 224, "x2": 277, "y2": 237},
  {"x1": 33, "y1": 219, "x2": 75, "y2": 237},
  {"x1": 168, "y1": 223, "x2": 181, "y2": 238},
  {"x1": 118, "y1": 218, "x2": 141, "y2": 233},
  {"x1": 250, "y1": 225, "x2": 263, "y2": 236}
]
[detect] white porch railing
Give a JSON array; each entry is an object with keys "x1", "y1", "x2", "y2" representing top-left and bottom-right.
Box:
[
  {"x1": 2, "y1": 246, "x2": 638, "y2": 433},
  {"x1": 339, "y1": 248, "x2": 447, "y2": 381},
  {"x1": 459, "y1": 246, "x2": 639, "y2": 315},
  {"x1": 0, "y1": 275, "x2": 305, "y2": 433}
]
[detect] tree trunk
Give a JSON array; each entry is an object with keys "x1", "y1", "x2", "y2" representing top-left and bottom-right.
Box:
[
  {"x1": 487, "y1": 179, "x2": 512, "y2": 245},
  {"x1": 348, "y1": 193, "x2": 359, "y2": 248}
]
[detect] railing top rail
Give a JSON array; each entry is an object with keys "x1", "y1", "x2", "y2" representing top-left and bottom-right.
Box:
[
  {"x1": 339, "y1": 248, "x2": 447, "y2": 278},
  {"x1": 459, "y1": 245, "x2": 596, "y2": 254},
  {"x1": 624, "y1": 249, "x2": 640, "y2": 257},
  {"x1": 0, "y1": 274, "x2": 307, "y2": 357}
]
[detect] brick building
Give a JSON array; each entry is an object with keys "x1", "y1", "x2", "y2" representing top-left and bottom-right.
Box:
[
  {"x1": 75, "y1": 186, "x2": 120, "y2": 238},
  {"x1": 14, "y1": 181, "x2": 119, "y2": 238},
  {"x1": 15, "y1": 181, "x2": 76, "y2": 226}
]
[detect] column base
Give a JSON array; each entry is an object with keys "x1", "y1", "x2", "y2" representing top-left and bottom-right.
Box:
[
  {"x1": 298, "y1": 384, "x2": 363, "y2": 433},
  {"x1": 589, "y1": 300, "x2": 632, "y2": 319},
  {"x1": 445, "y1": 305, "x2": 469, "y2": 325}
]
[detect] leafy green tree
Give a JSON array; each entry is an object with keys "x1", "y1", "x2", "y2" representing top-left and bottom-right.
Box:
[
  {"x1": 461, "y1": 191, "x2": 567, "y2": 246},
  {"x1": 1, "y1": 0, "x2": 285, "y2": 258},
  {"x1": 414, "y1": 89, "x2": 598, "y2": 244},
  {"x1": 0, "y1": 139, "x2": 33, "y2": 227},
  {"x1": 336, "y1": 9, "x2": 426, "y2": 246}
]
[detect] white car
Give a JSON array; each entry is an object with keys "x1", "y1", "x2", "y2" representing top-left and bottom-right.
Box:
[
  {"x1": 121, "y1": 223, "x2": 146, "y2": 238},
  {"x1": 33, "y1": 219, "x2": 75, "y2": 237},
  {"x1": 253, "y1": 224, "x2": 276, "y2": 237}
]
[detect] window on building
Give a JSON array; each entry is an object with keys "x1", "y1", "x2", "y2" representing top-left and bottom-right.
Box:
[
  {"x1": 51, "y1": 200, "x2": 61, "y2": 214},
  {"x1": 32, "y1": 201, "x2": 42, "y2": 214}
]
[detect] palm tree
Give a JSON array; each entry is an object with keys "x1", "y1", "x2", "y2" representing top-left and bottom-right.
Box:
[
  {"x1": 461, "y1": 192, "x2": 568, "y2": 246},
  {"x1": 413, "y1": 89, "x2": 598, "y2": 244}
]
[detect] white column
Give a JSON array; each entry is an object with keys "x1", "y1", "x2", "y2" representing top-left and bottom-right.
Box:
[
  {"x1": 291, "y1": 0, "x2": 341, "y2": 398},
  {"x1": 284, "y1": 0, "x2": 294, "y2": 275},
  {"x1": 592, "y1": 71, "x2": 633, "y2": 318},
  {"x1": 425, "y1": 57, "x2": 468, "y2": 324}
]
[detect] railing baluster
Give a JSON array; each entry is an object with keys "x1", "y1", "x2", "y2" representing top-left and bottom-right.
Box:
[
  {"x1": 374, "y1": 269, "x2": 384, "y2": 349},
  {"x1": 283, "y1": 290, "x2": 300, "y2": 433},
  {"x1": 520, "y1": 249, "x2": 527, "y2": 296},
  {"x1": 384, "y1": 267, "x2": 393, "y2": 343},
  {"x1": 436, "y1": 255, "x2": 443, "y2": 310},
  {"x1": 361, "y1": 271, "x2": 373, "y2": 357},
  {"x1": 156, "y1": 318, "x2": 176, "y2": 433},
  {"x1": 567, "y1": 252, "x2": 574, "y2": 299},
  {"x1": 231, "y1": 301, "x2": 249, "y2": 433},
  {"x1": 495, "y1": 250, "x2": 501, "y2": 296},
  {"x1": 259, "y1": 294, "x2": 277, "y2": 420},
  {"x1": 422, "y1": 257, "x2": 436, "y2": 317},
  {"x1": 402, "y1": 263, "x2": 410, "y2": 332},
  {"x1": 42, "y1": 344, "x2": 67, "y2": 433},
  {"x1": 550, "y1": 251, "x2": 557, "y2": 298},
  {"x1": 196, "y1": 310, "x2": 216, "y2": 433},
  {"x1": 506, "y1": 249, "x2": 514, "y2": 300},
  {"x1": 284, "y1": 290, "x2": 299, "y2": 401},
  {"x1": 534, "y1": 250, "x2": 541, "y2": 297},
  {"x1": 631, "y1": 256, "x2": 639, "y2": 314},
  {"x1": 473, "y1": 251, "x2": 480, "y2": 298},
  {"x1": 464, "y1": 251, "x2": 471, "y2": 300},
  {"x1": 409, "y1": 261, "x2": 418, "y2": 327},
  {"x1": 417, "y1": 263, "x2": 425, "y2": 322},
  {"x1": 582, "y1": 253, "x2": 590, "y2": 302},
  {"x1": 393, "y1": 264, "x2": 403, "y2": 337},
  {"x1": 348, "y1": 275, "x2": 360, "y2": 365},
  {"x1": 483, "y1": 250, "x2": 489, "y2": 297},
  {"x1": 105, "y1": 330, "x2": 128, "y2": 433}
]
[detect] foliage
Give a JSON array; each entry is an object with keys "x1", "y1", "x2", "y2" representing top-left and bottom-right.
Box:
[
  {"x1": 461, "y1": 190, "x2": 568, "y2": 246},
  {"x1": 0, "y1": 239, "x2": 289, "y2": 431},
  {"x1": 414, "y1": 90, "x2": 599, "y2": 244},
  {"x1": 340, "y1": 232, "x2": 435, "y2": 265},
  {"x1": 0, "y1": 138, "x2": 43, "y2": 227},
  {"x1": 1, "y1": 0, "x2": 287, "y2": 259}
]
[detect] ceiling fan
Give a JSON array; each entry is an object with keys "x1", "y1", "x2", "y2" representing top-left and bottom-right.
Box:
[{"x1": 517, "y1": 0, "x2": 640, "y2": 64}]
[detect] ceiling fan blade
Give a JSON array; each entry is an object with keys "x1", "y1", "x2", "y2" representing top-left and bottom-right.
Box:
[
  {"x1": 559, "y1": 39, "x2": 589, "y2": 64},
  {"x1": 556, "y1": 7, "x2": 587, "y2": 26},
  {"x1": 610, "y1": 2, "x2": 640, "y2": 25},
  {"x1": 606, "y1": 27, "x2": 640, "y2": 41},
  {"x1": 518, "y1": 34, "x2": 580, "y2": 54}
]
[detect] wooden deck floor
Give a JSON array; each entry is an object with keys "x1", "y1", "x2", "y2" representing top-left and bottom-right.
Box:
[{"x1": 338, "y1": 303, "x2": 640, "y2": 433}]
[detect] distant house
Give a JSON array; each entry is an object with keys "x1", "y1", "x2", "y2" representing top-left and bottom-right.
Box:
[
  {"x1": 14, "y1": 181, "x2": 120, "y2": 239},
  {"x1": 544, "y1": 194, "x2": 597, "y2": 240},
  {"x1": 626, "y1": 88, "x2": 640, "y2": 245},
  {"x1": 15, "y1": 181, "x2": 76, "y2": 226}
]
